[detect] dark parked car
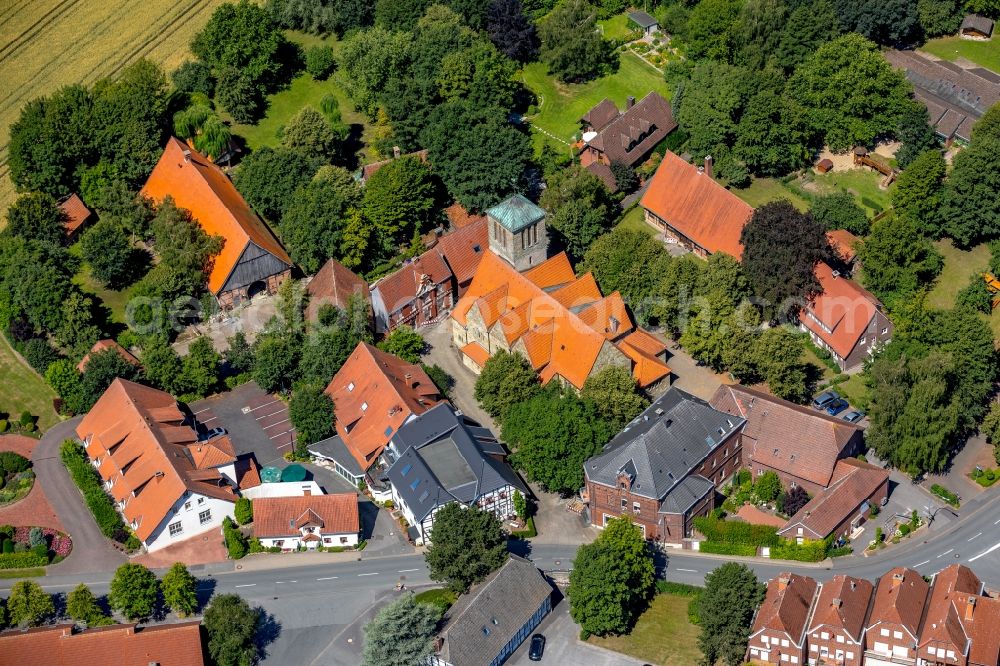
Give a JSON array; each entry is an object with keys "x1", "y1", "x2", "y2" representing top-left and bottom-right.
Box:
[
  {"x1": 841, "y1": 409, "x2": 865, "y2": 424},
  {"x1": 529, "y1": 634, "x2": 545, "y2": 661},
  {"x1": 811, "y1": 390, "x2": 841, "y2": 410},
  {"x1": 825, "y1": 399, "x2": 849, "y2": 416},
  {"x1": 198, "y1": 426, "x2": 227, "y2": 442}
]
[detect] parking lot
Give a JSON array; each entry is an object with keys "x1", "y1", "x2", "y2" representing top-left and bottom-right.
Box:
[{"x1": 190, "y1": 382, "x2": 297, "y2": 467}]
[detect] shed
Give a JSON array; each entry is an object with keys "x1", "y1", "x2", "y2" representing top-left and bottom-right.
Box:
[
  {"x1": 852, "y1": 146, "x2": 868, "y2": 157},
  {"x1": 628, "y1": 11, "x2": 659, "y2": 35},
  {"x1": 58, "y1": 193, "x2": 94, "y2": 239},
  {"x1": 960, "y1": 14, "x2": 994, "y2": 39},
  {"x1": 816, "y1": 158, "x2": 834, "y2": 174}
]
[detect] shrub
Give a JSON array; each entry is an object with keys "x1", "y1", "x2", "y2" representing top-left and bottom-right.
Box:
[
  {"x1": 0, "y1": 420, "x2": 7, "y2": 433},
  {"x1": 1, "y1": 539, "x2": 11, "y2": 554},
  {"x1": 698, "y1": 541, "x2": 757, "y2": 556},
  {"x1": 693, "y1": 516, "x2": 780, "y2": 548},
  {"x1": 899, "y1": 523, "x2": 911, "y2": 536},
  {"x1": 0, "y1": 551, "x2": 48, "y2": 569},
  {"x1": 22, "y1": 339, "x2": 59, "y2": 375},
  {"x1": 769, "y1": 539, "x2": 827, "y2": 562},
  {"x1": 734, "y1": 468, "x2": 751, "y2": 486},
  {"x1": 930, "y1": 484, "x2": 960, "y2": 507},
  {"x1": 222, "y1": 516, "x2": 248, "y2": 559},
  {"x1": 0, "y1": 452, "x2": 30, "y2": 474},
  {"x1": 234, "y1": 498, "x2": 253, "y2": 525},
  {"x1": 28, "y1": 527, "x2": 44, "y2": 548},
  {"x1": 305, "y1": 45, "x2": 336, "y2": 79},
  {"x1": 18, "y1": 411, "x2": 33, "y2": 428},
  {"x1": 511, "y1": 516, "x2": 537, "y2": 539},
  {"x1": 60, "y1": 441, "x2": 128, "y2": 541}
]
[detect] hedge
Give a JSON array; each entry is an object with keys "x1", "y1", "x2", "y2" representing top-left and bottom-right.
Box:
[
  {"x1": 930, "y1": 484, "x2": 960, "y2": 507},
  {"x1": 0, "y1": 551, "x2": 48, "y2": 569},
  {"x1": 511, "y1": 516, "x2": 536, "y2": 539},
  {"x1": 60, "y1": 441, "x2": 127, "y2": 542},
  {"x1": 656, "y1": 580, "x2": 702, "y2": 596},
  {"x1": 769, "y1": 539, "x2": 827, "y2": 562},
  {"x1": 0, "y1": 451, "x2": 30, "y2": 474},
  {"x1": 693, "y1": 516, "x2": 780, "y2": 548},
  {"x1": 698, "y1": 541, "x2": 757, "y2": 556}
]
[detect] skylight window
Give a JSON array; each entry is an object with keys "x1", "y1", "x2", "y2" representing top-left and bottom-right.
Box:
[
  {"x1": 401, "y1": 464, "x2": 412, "y2": 477},
  {"x1": 410, "y1": 479, "x2": 420, "y2": 491},
  {"x1": 361, "y1": 402, "x2": 368, "y2": 411}
]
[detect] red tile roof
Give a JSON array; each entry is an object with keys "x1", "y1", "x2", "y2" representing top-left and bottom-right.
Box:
[
  {"x1": 868, "y1": 567, "x2": 929, "y2": 637},
  {"x1": 800, "y1": 262, "x2": 883, "y2": 360},
  {"x1": 710, "y1": 384, "x2": 863, "y2": 488},
  {"x1": 808, "y1": 575, "x2": 874, "y2": 644},
  {"x1": 141, "y1": 137, "x2": 292, "y2": 295},
  {"x1": 436, "y1": 217, "x2": 488, "y2": 285},
  {"x1": 826, "y1": 229, "x2": 859, "y2": 264},
  {"x1": 305, "y1": 258, "x2": 369, "y2": 322},
  {"x1": 461, "y1": 341, "x2": 491, "y2": 368},
  {"x1": 751, "y1": 573, "x2": 818, "y2": 644},
  {"x1": 58, "y1": 193, "x2": 93, "y2": 236},
  {"x1": 253, "y1": 493, "x2": 359, "y2": 538},
  {"x1": 640, "y1": 150, "x2": 753, "y2": 259},
  {"x1": 0, "y1": 621, "x2": 205, "y2": 666},
  {"x1": 373, "y1": 250, "x2": 453, "y2": 315},
  {"x1": 445, "y1": 202, "x2": 487, "y2": 229},
  {"x1": 520, "y1": 253, "x2": 576, "y2": 290},
  {"x1": 324, "y1": 342, "x2": 443, "y2": 470},
  {"x1": 779, "y1": 458, "x2": 889, "y2": 540},
  {"x1": 577, "y1": 292, "x2": 634, "y2": 340},
  {"x1": 76, "y1": 379, "x2": 236, "y2": 541},
  {"x1": 187, "y1": 436, "x2": 237, "y2": 470},
  {"x1": 77, "y1": 339, "x2": 142, "y2": 373}
]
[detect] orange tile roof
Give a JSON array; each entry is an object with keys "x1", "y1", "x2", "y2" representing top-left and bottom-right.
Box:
[
  {"x1": 826, "y1": 229, "x2": 859, "y2": 263},
  {"x1": 445, "y1": 202, "x2": 487, "y2": 229},
  {"x1": 252, "y1": 493, "x2": 359, "y2": 538},
  {"x1": 141, "y1": 137, "x2": 292, "y2": 295},
  {"x1": 578, "y1": 292, "x2": 635, "y2": 340},
  {"x1": 460, "y1": 342, "x2": 491, "y2": 368},
  {"x1": 453, "y1": 251, "x2": 666, "y2": 389},
  {"x1": 808, "y1": 575, "x2": 874, "y2": 644},
  {"x1": 372, "y1": 247, "x2": 453, "y2": 315},
  {"x1": 75, "y1": 379, "x2": 236, "y2": 541},
  {"x1": 305, "y1": 258, "x2": 369, "y2": 322},
  {"x1": 187, "y1": 436, "x2": 237, "y2": 469},
  {"x1": 868, "y1": 567, "x2": 929, "y2": 637},
  {"x1": 618, "y1": 340, "x2": 671, "y2": 386},
  {"x1": 919, "y1": 564, "x2": 981, "y2": 660},
  {"x1": 58, "y1": 193, "x2": 93, "y2": 236},
  {"x1": 77, "y1": 339, "x2": 142, "y2": 373},
  {"x1": 801, "y1": 262, "x2": 882, "y2": 360},
  {"x1": 751, "y1": 573, "x2": 818, "y2": 643},
  {"x1": 0, "y1": 621, "x2": 205, "y2": 666},
  {"x1": 618, "y1": 329, "x2": 666, "y2": 356},
  {"x1": 640, "y1": 150, "x2": 753, "y2": 259},
  {"x1": 324, "y1": 342, "x2": 443, "y2": 471},
  {"x1": 436, "y1": 217, "x2": 488, "y2": 285}
]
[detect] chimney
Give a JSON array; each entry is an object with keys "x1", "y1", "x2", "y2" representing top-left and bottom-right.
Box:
[
  {"x1": 832, "y1": 598, "x2": 842, "y2": 608},
  {"x1": 778, "y1": 575, "x2": 791, "y2": 591},
  {"x1": 966, "y1": 596, "x2": 977, "y2": 621},
  {"x1": 892, "y1": 572, "x2": 904, "y2": 587},
  {"x1": 832, "y1": 270, "x2": 840, "y2": 279},
  {"x1": 392, "y1": 146, "x2": 401, "y2": 159},
  {"x1": 850, "y1": 580, "x2": 857, "y2": 591},
  {"x1": 182, "y1": 149, "x2": 192, "y2": 163},
  {"x1": 704, "y1": 155, "x2": 713, "y2": 179},
  {"x1": 626, "y1": 95, "x2": 636, "y2": 110}
]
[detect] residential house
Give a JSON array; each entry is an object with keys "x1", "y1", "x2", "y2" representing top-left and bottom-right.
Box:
[
  {"x1": 75, "y1": 379, "x2": 257, "y2": 552},
  {"x1": 0, "y1": 620, "x2": 206, "y2": 665},
  {"x1": 579, "y1": 92, "x2": 676, "y2": 192},
  {"x1": 628, "y1": 10, "x2": 659, "y2": 35},
  {"x1": 58, "y1": 193, "x2": 93, "y2": 239},
  {"x1": 584, "y1": 388, "x2": 744, "y2": 544},
  {"x1": 318, "y1": 342, "x2": 443, "y2": 487},
  {"x1": 827, "y1": 229, "x2": 860, "y2": 273},
  {"x1": 640, "y1": 150, "x2": 754, "y2": 259},
  {"x1": 710, "y1": 384, "x2": 865, "y2": 496},
  {"x1": 801, "y1": 262, "x2": 893, "y2": 372},
  {"x1": 77, "y1": 339, "x2": 142, "y2": 373},
  {"x1": 484, "y1": 194, "x2": 548, "y2": 272},
  {"x1": 884, "y1": 50, "x2": 1000, "y2": 144},
  {"x1": 865, "y1": 567, "x2": 930, "y2": 666},
  {"x1": 451, "y1": 250, "x2": 671, "y2": 392},
  {"x1": 385, "y1": 404, "x2": 526, "y2": 545},
  {"x1": 747, "y1": 573, "x2": 819, "y2": 666},
  {"x1": 428, "y1": 556, "x2": 553, "y2": 666},
  {"x1": 356, "y1": 147, "x2": 428, "y2": 185},
  {"x1": 778, "y1": 459, "x2": 889, "y2": 544},
  {"x1": 305, "y1": 258, "x2": 370, "y2": 325},
  {"x1": 141, "y1": 137, "x2": 293, "y2": 309},
  {"x1": 370, "y1": 217, "x2": 488, "y2": 333},
  {"x1": 252, "y1": 493, "x2": 359, "y2": 550},
  {"x1": 960, "y1": 14, "x2": 994, "y2": 39},
  {"x1": 919, "y1": 564, "x2": 1000, "y2": 666},
  {"x1": 806, "y1": 575, "x2": 875, "y2": 666}
]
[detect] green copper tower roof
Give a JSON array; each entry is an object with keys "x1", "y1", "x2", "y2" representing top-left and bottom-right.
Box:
[{"x1": 486, "y1": 194, "x2": 545, "y2": 233}]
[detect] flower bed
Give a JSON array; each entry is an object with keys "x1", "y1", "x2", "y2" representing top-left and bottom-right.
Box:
[
  {"x1": 0, "y1": 451, "x2": 33, "y2": 506},
  {"x1": 0, "y1": 525, "x2": 72, "y2": 568}
]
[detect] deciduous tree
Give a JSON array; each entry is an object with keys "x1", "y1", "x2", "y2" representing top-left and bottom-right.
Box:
[
  {"x1": 377, "y1": 326, "x2": 425, "y2": 363},
  {"x1": 179, "y1": 336, "x2": 221, "y2": 398},
  {"x1": 67, "y1": 583, "x2": 113, "y2": 626},
  {"x1": 892, "y1": 149, "x2": 946, "y2": 227},
  {"x1": 233, "y1": 147, "x2": 318, "y2": 222},
  {"x1": 5, "y1": 192, "x2": 66, "y2": 246},
  {"x1": 697, "y1": 563, "x2": 765, "y2": 666},
  {"x1": 192, "y1": 0, "x2": 291, "y2": 92},
  {"x1": 583, "y1": 227, "x2": 673, "y2": 323},
  {"x1": 289, "y1": 382, "x2": 335, "y2": 448},
  {"x1": 361, "y1": 594, "x2": 440, "y2": 666},
  {"x1": 810, "y1": 192, "x2": 869, "y2": 235},
  {"x1": 856, "y1": 214, "x2": 942, "y2": 306},
  {"x1": 80, "y1": 219, "x2": 138, "y2": 289},
  {"x1": 7, "y1": 580, "x2": 54, "y2": 627},
  {"x1": 581, "y1": 366, "x2": 649, "y2": 431},
  {"x1": 252, "y1": 333, "x2": 300, "y2": 393},
  {"x1": 109, "y1": 563, "x2": 159, "y2": 621},
  {"x1": 361, "y1": 156, "x2": 439, "y2": 254},
  {"x1": 486, "y1": 0, "x2": 538, "y2": 62},
  {"x1": 474, "y1": 350, "x2": 540, "y2": 422},
  {"x1": 540, "y1": 165, "x2": 615, "y2": 260},
  {"x1": 281, "y1": 106, "x2": 340, "y2": 163},
  {"x1": 203, "y1": 594, "x2": 261, "y2": 666},
  {"x1": 425, "y1": 503, "x2": 508, "y2": 593},
  {"x1": 538, "y1": 0, "x2": 613, "y2": 83},
  {"x1": 939, "y1": 104, "x2": 1000, "y2": 246}
]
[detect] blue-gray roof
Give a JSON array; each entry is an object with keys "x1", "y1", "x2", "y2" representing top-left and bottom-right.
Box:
[
  {"x1": 386, "y1": 404, "x2": 527, "y2": 522},
  {"x1": 628, "y1": 10, "x2": 658, "y2": 28},
  {"x1": 486, "y1": 194, "x2": 545, "y2": 233},
  {"x1": 585, "y1": 388, "x2": 745, "y2": 511}
]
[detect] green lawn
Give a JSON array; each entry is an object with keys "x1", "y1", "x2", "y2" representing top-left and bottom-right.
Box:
[
  {"x1": 732, "y1": 178, "x2": 809, "y2": 211},
  {"x1": 927, "y1": 239, "x2": 991, "y2": 310},
  {"x1": 922, "y1": 35, "x2": 1000, "y2": 75},
  {"x1": 74, "y1": 268, "x2": 136, "y2": 327},
  {"x1": 230, "y1": 31, "x2": 371, "y2": 156},
  {"x1": 0, "y1": 335, "x2": 59, "y2": 431},
  {"x1": 522, "y1": 51, "x2": 672, "y2": 148},
  {"x1": 617, "y1": 205, "x2": 658, "y2": 237},
  {"x1": 598, "y1": 13, "x2": 639, "y2": 42},
  {"x1": 808, "y1": 169, "x2": 892, "y2": 216},
  {"x1": 588, "y1": 593, "x2": 703, "y2": 666}
]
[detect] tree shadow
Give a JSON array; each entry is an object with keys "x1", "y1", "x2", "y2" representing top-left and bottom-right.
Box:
[
  {"x1": 338, "y1": 124, "x2": 366, "y2": 171},
  {"x1": 359, "y1": 500, "x2": 380, "y2": 542},
  {"x1": 254, "y1": 609, "x2": 282, "y2": 663},
  {"x1": 51, "y1": 592, "x2": 67, "y2": 620},
  {"x1": 507, "y1": 536, "x2": 533, "y2": 559},
  {"x1": 196, "y1": 578, "x2": 218, "y2": 614}
]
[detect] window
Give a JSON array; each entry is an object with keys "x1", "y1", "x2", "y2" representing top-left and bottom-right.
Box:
[
  {"x1": 347, "y1": 382, "x2": 355, "y2": 391},
  {"x1": 340, "y1": 536, "x2": 348, "y2": 544},
  {"x1": 781, "y1": 639, "x2": 789, "y2": 648},
  {"x1": 860, "y1": 337, "x2": 866, "y2": 345},
  {"x1": 633, "y1": 502, "x2": 641, "y2": 513},
  {"x1": 893, "y1": 631, "x2": 903, "y2": 640},
  {"x1": 821, "y1": 632, "x2": 829, "y2": 640},
  {"x1": 762, "y1": 636, "x2": 769, "y2": 644},
  {"x1": 810, "y1": 645, "x2": 817, "y2": 652},
  {"x1": 274, "y1": 540, "x2": 284, "y2": 547},
  {"x1": 324, "y1": 537, "x2": 332, "y2": 544},
  {"x1": 880, "y1": 628, "x2": 890, "y2": 637},
  {"x1": 881, "y1": 327, "x2": 888, "y2": 335},
  {"x1": 621, "y1": 498, "x2": 628, "y2": 509},
  {"x1": 836, "y1": 635, "x2": 844, "y2": 644},
  {"x1": 184, "y1": 501, "x2": 192, "y2": 510},
  {"x1": 199, "y1": 509, "x2": 212, "y2": 525},
  {"x1": 361, "y1": 402, "x2": 368, "y2": 411},
  {"x1": 169, "y1": 522, "x2": 183, "y2": 537},
  {"x1": 197, "y1": 497, "x2": 205, "y2": 505},
  {"x1": 845, "y1": 652, "x2": 853, "y2": 660}
]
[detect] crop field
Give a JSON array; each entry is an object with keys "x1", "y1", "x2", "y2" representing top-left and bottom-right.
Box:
[{"x1": 0, "y1": 0, "x2": 231, "y2": 223}]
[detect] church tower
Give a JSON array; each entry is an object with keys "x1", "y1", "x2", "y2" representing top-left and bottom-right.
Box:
[{"x1": 485, "y1": 194, "x2": 548, "y2": 272}]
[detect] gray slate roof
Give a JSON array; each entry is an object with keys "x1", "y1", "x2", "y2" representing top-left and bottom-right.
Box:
[
  {"x1": 585, "y1": 388, "x2": 744, "y2": 513},
  {"x1": 628, "y1": 10, "x2": 658, "y2": 28},
  {"x1": 486, "y1": 194, "x2": 545, "y2": 233},
  {"x1": 438, "y1": 555, "x2": 552, "y2": 666},
  {"x1": 385, "y1": 404, "x2": 526, "y2": 523},
  {"x1": 308, "y1": 435, "x2": 364, "y2": 476},
  {"x1": 961, "y1": 14, "x2": 994, "y2": 35}
]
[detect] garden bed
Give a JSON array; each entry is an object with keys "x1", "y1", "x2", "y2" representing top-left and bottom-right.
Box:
[
  {"x1": 0, "y1": 451, "x2": 34, "y2": 506},
  {"x1": 0, "y1": 525, "x2": 72, "y2": 568}
]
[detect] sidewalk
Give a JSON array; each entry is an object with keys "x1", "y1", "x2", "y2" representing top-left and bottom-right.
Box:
[{"x1": 234, "y1": 550, "x2": 366, "y2": 572}]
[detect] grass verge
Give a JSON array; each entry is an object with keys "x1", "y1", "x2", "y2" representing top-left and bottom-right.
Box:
[
  {"x1": 0, "y1": 335, "x2": 59, "y2": 431},
  {"x1": 732, "y1": 178, "x2": 809, "y2": 211},
  {"x1": 616, "y1": 206, "x2": 658, "y2": 237},
  {"x1": 588, "y1": 592, "x2": 703, "y2": 665},
  {"x1": 0, "y1": 568, "x2": 45, "y2": 579}
]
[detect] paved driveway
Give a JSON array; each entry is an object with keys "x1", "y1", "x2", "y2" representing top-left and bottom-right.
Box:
[
  {"x1": 189, "y1": 382, "x2": 296, "y2": 468},
  {"x1": 32, "y1": 419, "x2": 126, "y2": 574},
  {"x1": 421, "y1": 321, "x2": 497, "y2": 430}
]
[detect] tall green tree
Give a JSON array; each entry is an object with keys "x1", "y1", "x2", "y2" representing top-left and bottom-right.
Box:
[
  {"x1": 109, "y1": 563, "x2": 159, "y2": 621},
  {"x1": 568, "y1": 517, "x2": 655, "y2": 636},
  {"x1": 162, "y1": 563, "x2": 200, "y2": 617},
  {"x1": 78, "y1": 348, "x2": 145, "y2": 412},
  {"x1": 538, "y1": 0, "x2": 613, "y2": 83},
  {"x1": 233, "y1": 147, "x2": 319, "y2": 223},
  {"x1": 281, "y1": 106, "x2": 341, "y2": 163},
  {"x1": 474, "y1": 350, "x2": 540, "y2": 422},
  {"x1": 774, "y1": 0, "x2": 841, "y2": 70},
  {"x1": 141, "y1": 336, "x2": 185, "y2": 393},
  {"x1": 180, "y1": 336, "x2": 221, "y2": 398},
  {"x1": 203, "y1": 594, "x2": 261, "y2": 666},
  {"x1": 891, "y1": 149, "x2": 946, "y2": 227},
  {"x1": 685, "y1": 0, "x2": 741, "y2": 60},
  {"x1": 856, "y1": 214, "x2": 942, "y2": 307},
  {"x1": 289, "y1": 382, "x2": 335, "y2": 448},
  {"x1": 67, "y1": 583, "x2": 113, "y2": 626},
  {"x1": 362, "y1": 594, "x2": 440, "y2": 666},
  {"x1": 895, "y1": 102, "x2": 940, "y2": 169},
  {"x1": 6, "y1": 580, "x2": 54, "y2": 627},
  {"x1": 697, "y1": 564, "x2": 766, "y2": 666},
  {"x1": 362, "y1": 156, "x2": 439, "y2": 254},
  {"x1": 581, "y1": 366, "x2": 649, "y2": 430},
  {"x1": 582, "y1": 227, "x2": 673, "y2": 323},
  {"x1": 80, "y1": 218, "x2": 138, "y2": 289},
  {"x1": 939, "y1": 104, "x2": 1000, "y2": 246},
  {"x1": 192, "y1": 0, "x2": 291, "y2": 92},
  {"x1": 252, "y1": 333, "x2": 300, "y2": 393},
  {"x1": 425, "y1": 503, "x2": 509, "y2": 593},
  {"x1": 377, "y1": 326, "x2": 425, "y2": 363},
  {"x1": 810, "y1": 192, "x2": 869, "y2": 236},
  {"x1": 730, "y1": 0, "x2": 787, "y2": 70},
  {"x1": 540, "y1": 166, "x2": 615, "y2": 260},
  {"x1": 279, "y1": 167, "x2": 358, "y2": 274},
  {"x1": 5, "y1": 192, "x2": 66, "y2": 246}
]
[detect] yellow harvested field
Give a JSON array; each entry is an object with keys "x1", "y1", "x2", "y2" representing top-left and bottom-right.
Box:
[{"x1": 0, "y1": 0, "x2": 231, "y2": 223}]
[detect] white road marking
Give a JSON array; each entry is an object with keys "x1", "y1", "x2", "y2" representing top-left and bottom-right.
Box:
[
  {"x1": 256, "y1": 408, "x2": 288, "y2": 421},
  {"x1": 969, "y1": 542, "x2": 1000, "y2": 562},
  {"x1": 245, "y1": 399, "x2": 280, "y2": 413},
  {"x1": 267, "y1": 428, "x2": 296, "y2": 441},
  {"x1": 995, "y1": 518, "x2": 1000, "y2": 525},
  {"x1": 914, "y1": 560, "x2": 930, "y2": 567},
  {"x1": 193, "y1": 407, "x2": 213, "y2": 415},
  {"x1": 398, "y1": 569, "x2": 419, "y2": 573},
  {"x1": 198, "y1": 416, "x2": 218, "y2": 425},
  {"x1": 262, "y1": 419, "x2": 291, "y2": 431},
  {"x1": 937, "y1": 548, "x2": 954, "y2": 558},
  {"x1": 676, "y1": 568, "x2": 699, "y2": 573},
  {"x1": 968, "y1": 532, "x2": 983, "y2": 541},
  {"x1": 235, "y1": 584, "x2": 256, "y2": 588},
  {"x1": 316, "y1": 576, "x2": 338, "y2": 581},
  {"x1": 275, "y1": 581, "x2": 297, "y2": 584},
  {"x1": 357, "y1": 573, "x2": 378, "y2": 577}
]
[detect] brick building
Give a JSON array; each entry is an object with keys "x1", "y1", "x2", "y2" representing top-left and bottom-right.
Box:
[
  {"x1": 583, "y1": 388, "x2": 744, "y2": 544},
  {"x1": 865, "y1": 567, "x2": 930, "y2": 665},
  {"x1": 807, "y1": 575, "x2": 875, "y2": 666},
  {"x1": 747, "y1": 573, "x2": 819, "y2": 665}
]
